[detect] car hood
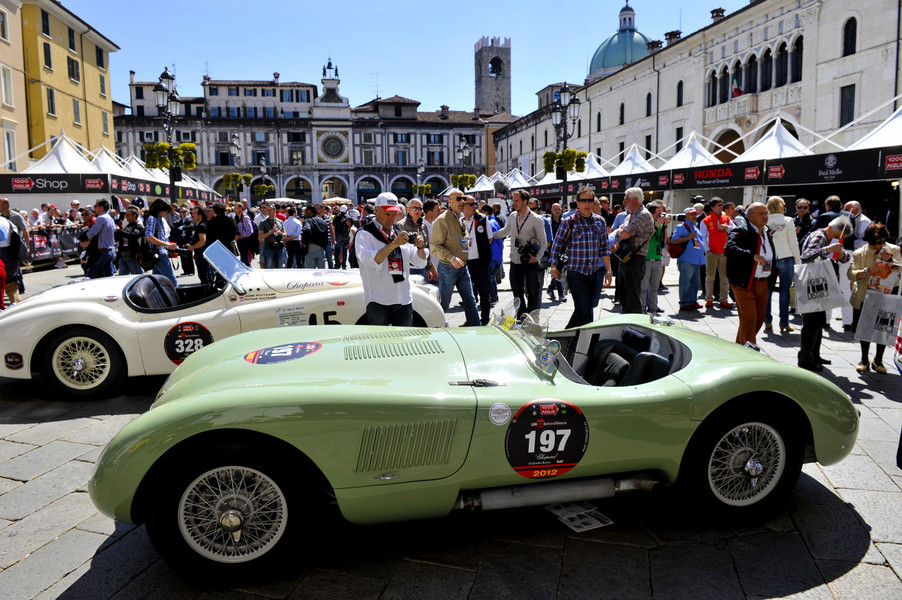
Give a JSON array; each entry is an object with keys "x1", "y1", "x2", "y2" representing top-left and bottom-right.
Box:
[
  {"x1": 153, "y1": 324, "x2": 467, "y2": 407},
  {"x1": 0, "y1": 275, "x2": 135, "y2": 319},
  {"x1": 257, "y1": 269, "x2": 363, "y2": 294}
]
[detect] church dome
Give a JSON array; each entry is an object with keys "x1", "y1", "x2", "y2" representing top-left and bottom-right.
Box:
[{"x1": 588, "y1": 2, "x2": 651, "y2": 80}]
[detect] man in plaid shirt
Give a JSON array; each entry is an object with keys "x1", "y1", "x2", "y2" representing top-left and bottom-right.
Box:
[
  {"x1": 550, "y1": 187, "x2": 613, "y2": 327},
  {"x1": 234, "y1": 202, "x2": 255, "y2": 267}
]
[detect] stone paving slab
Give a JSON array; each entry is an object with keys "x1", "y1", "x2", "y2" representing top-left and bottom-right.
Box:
[
  {"x1": 819, "y1": 560, "x2": 902, "y2": 600},
  {"x1": 0, "y1": 460, "x2": 94, "y2": 521},
  {"x1": 0, "y1": 528, "x2": 108, "y2": 599},
  {"x1": 558, "y1": 539, "x2": 651, "y2": 600},
  {"x1": 648, "y1": 540, "x2": 744, "y2": 600},
  {"x1": 839, "y1": 490, "x2": 902, "y2": 542},
  {"x1": 288, "y1": 571, "x2": 384, "y2": 600},
  {"x1": 0, "y1": 440, "x2": 36, "y2": 463},
  {"x1": 379, "y1": 561, "x2": 476, "y2": 600},
  {"x1": 819, "y1": 454, "x2": 900, "y2": 492},
  {"x1": 468, "y1": 540, "x2": 561, "y2": 600},
  {"x1": 4, "y1": 418, "x2": 99, "y2": 447},
  {"x1": 0, "y1": 440, "x2": 94, "y2": 482},
  {"x1": 729, "y1": 531, "x2": 827, "y2": 598},
  {"x1": 0, "y1": 491, "x2": 96, "y2": 569}
]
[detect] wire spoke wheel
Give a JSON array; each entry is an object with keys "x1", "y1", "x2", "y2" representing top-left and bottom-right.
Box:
[
  {"x1": 51, "y1": 335, "x2": 112, "y2": 390},
  {"x1": 706, "y1": 422, "x2": 786, "y2": 507},
  {"x1": 177, "y1": 466, "x2": 288, "y2": 564}
]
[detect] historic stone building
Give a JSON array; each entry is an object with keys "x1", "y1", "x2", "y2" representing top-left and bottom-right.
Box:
[
  {"x1": 494, "y1": 0, "x2": 902, "y2": 196},
  {"x1": 115, "y1": 57, "x2": 515, "y2": 205},
  {"x1": 474, "y1": 36, "x2": 511, "y2": 115}
]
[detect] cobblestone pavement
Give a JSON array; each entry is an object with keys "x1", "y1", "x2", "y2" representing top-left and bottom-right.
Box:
[{"x1": 0, "y1": 261, "x2": 900, "y2": 599}]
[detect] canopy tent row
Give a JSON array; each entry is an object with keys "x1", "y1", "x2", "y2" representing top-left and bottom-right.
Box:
[{"x1": 0, "y1": 133, "x2": 220, "y2": 212}]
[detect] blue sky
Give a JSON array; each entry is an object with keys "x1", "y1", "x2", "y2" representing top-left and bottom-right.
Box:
[{"x1": 68, "y1": 0, "x2": 748, "y2": 117}]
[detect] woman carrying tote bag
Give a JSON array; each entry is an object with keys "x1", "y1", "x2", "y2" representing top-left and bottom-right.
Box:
[{"x1": 848, "y1": 223, "x2": 902, "y2": 373}]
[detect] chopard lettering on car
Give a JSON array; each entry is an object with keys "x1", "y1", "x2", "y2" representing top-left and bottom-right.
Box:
[
  {"x1": 505, "y1": 399, "x2": 589, "y2": 479},
  {"x1": 164, "y1": 322, "x2": 214, "y2": 365},
  {"x1": 244, "y1": 342, "x2": 323, "y2": 364},
  {"x1": 284, "y1": 280, "x2": 349, "y2": 291}
]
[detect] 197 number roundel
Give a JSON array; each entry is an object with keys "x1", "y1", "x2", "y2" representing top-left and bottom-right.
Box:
[{"x1": 505, "y1": 399, "x2": 589, "y2": 479}]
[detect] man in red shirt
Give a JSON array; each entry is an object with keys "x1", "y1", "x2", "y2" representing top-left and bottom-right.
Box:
[{"x1": 702, "y1": 197, "x2": 733, "y2": 308}]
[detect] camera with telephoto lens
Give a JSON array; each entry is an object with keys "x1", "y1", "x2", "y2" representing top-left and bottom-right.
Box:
[
  {"x1": 666, "y1": 213, "x2": 687, "y2": 222},
  {"x1": 518, "y1": 240, "x2": 541, "y2": 263},
  {"x1": 171, "y1": 246, "x2": 193, "y2": 257}
]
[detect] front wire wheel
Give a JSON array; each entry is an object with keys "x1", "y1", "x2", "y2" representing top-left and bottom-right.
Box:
[
  {"x1": 706, "y1": 422, "x2": 786, "y2": 507},
  {"x1": 177, "y1": 465, "x2": 288, "y2": 564},
  {"x1": 41, "y1": 327, "x2": 125, "y2": 398}
]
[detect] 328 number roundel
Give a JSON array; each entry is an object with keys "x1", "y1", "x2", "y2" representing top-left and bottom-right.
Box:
[{"x1": 505, "y1": 399, "x2": 589, "y2": 479}]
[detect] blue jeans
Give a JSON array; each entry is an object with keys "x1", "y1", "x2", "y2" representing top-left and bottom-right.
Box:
[
  {"x1": 678, "y1": 261, "x2": 701, "y2": 306},
  {"x1": 410, "y1": 267, "x2": 427, "y2": 280},
  {"x1": 765, "y1": 257, "x2": 795, "y2": 327},
  {"x1": 488, "y1": 259, "x2": 502, "y2": 302},
  {"x1": 366, "y1": 302, "x2": 413, "y2": 326},
  {"x1": 305, "y1": 244, "x2": 326, "y2": 268},
  {"x1": 118, "y1": 257, "x2": 144, "y2": 275},
  {"x1": 438, "y1": 262, "x2": 480, "y2": 326},
  {"x1": 566, "y1": 268, "x2": 604, "y2": 328},
  {"x1": 153, "y1": 252, "x2": 177, "y2": 286},
  {"x1": 326, "y1": 241, "x2": 334, "y2": 268},
  {"x1": 261, "y1": 244, "x2": 284, "y2": 269}
]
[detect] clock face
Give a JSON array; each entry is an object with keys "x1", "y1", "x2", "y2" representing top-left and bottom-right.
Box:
[{"x1": 321, "y1": 135, "x2": 345, "y2": 159}]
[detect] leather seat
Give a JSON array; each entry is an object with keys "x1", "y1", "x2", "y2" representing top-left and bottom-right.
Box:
[
  {"x1": 584, "y1": 340, "x2": 637, "y2": 387},
  {"x1": 621, "y1": 352, "x2": 672, "y2": 386},
  {"x1": 127, "y1": 275, "x2": 180, "y2": 310}
]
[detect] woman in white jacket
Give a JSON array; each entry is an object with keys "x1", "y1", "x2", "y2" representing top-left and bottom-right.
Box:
[{"x1": 764, "y1": 196, "x2": 802, "y2": 333}]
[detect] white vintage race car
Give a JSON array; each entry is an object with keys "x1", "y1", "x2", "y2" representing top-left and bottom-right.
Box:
[{"x1": 0, "y1": 241, "x2": 445, "y2": 398}]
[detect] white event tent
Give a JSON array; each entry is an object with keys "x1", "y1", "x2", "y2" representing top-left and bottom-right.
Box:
[
  {"x1": 609, "y1": 144, "x2": 657, "y2": 175},
  {"x1": 846, "y1": 105, "x2": 902, "y2": 150},
  {"x1": 735, "y1": 119, "x2": 812, "y2": 161},
  {"x1": 658, "y1": 132, "x2": 721, "y2": 170}
]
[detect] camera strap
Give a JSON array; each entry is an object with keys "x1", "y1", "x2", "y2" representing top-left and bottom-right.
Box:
[{"x1": 364, "y1": 221, "x2": 405, "y2": 283}]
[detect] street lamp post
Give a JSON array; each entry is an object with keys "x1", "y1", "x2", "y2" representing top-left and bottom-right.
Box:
[
  {"x1": 550, "y1": 82, "x2": 581, "y2": 208},
  {"x1": 416, "y1": 157, "x2": 425, "y2": 196},
  {"x1": 229, "y1": 133, "x2": 242, "y2": 204},
  {"x1": 152, "y1": 67, "x2": 181, "y2": 207},
  {"x1": 456, "y1": 136, "x2": 471, "y2": 192},
  {"x1": 258, "y1": 156, "x2": 268, "y2": 202}
]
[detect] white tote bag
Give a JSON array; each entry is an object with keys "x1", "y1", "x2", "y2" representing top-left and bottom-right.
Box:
[
  {"x1": 793, "y1": 259, "x2": 847, "y2": 314},
  {"x1": 854, "y1": 289, "x2": 902, "y2": 347}
]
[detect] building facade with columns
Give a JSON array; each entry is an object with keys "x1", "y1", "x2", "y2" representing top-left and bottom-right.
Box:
[
  {"x1": 494, "y1": 0, "x2": 902, "y2": 208},
  {"x1": 115, "y1": 60, "x2": 514, "y2": 205}
]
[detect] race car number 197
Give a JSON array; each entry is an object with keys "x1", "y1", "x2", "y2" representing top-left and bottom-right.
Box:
[{"x1": 505, "y1": 399, "x2": 589, "y2": 479}]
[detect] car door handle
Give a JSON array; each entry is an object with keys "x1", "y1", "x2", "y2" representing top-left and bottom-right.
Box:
[{"x1": 449, "y1": 379, "x2": 506, "y2": 387}]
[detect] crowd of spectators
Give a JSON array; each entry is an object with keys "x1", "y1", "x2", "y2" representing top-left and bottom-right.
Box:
[{"x1": 1, "y1": 191, "x2": 899, "y2": 376}]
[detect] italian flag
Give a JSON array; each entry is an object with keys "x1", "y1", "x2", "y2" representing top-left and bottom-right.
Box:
[{"x1": 732, "y1": 71, "x2": 743, "y2": 97}]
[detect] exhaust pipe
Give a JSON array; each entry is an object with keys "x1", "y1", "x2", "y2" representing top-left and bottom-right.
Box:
[{"x1": 453, "y1": 478, "x2": 659, "y2": 511}]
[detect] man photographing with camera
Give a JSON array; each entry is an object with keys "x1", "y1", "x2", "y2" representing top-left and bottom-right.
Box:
[
  {"x1": 257, "y1": 203, "x2": 285, "y2": 269},
  {"x1": 495, "y1": 190, "x2": 547, "y2": 318},
  {"x1": 356, "y1": 192, "x2": 428, "y2": 326}
]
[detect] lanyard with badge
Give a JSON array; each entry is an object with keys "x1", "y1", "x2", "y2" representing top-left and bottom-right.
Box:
[
  {"x1": 758, "y1": 231, "x2": 772, "y2": 276},
  {"x1": 458, "y1": 215, "x2": 469, "y2": 253},
  {"x1": 374, "y1": 226, "x2": 405, "y2": 282},
  {"x1": 513, "y1": 211, "x2": 528, "y2": 250}
]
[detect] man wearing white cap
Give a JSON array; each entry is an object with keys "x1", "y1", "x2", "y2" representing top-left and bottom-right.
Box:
[{"x1": 355, "y1": 192, "x2": 427, "y2": 326}]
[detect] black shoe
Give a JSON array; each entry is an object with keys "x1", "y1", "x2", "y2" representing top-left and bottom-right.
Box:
[
  {"x1": 655, "y1": 308, "x2": 664, "y2": 313},
  {"x1": 816, "y1": 357, "x2": 832, "y2": 365},
  {"x1": 842, "y1": 324, "x2": 853, "y2": 331},
  {"x1": 798, "y1": 361, "x2": 823, "y2": 372},
  {"x1": 547, "y1": 293, "x2": 556, "y2": 301},
  {"x1": 560, "y1": 296, "x2": 568, "y2": 303}
]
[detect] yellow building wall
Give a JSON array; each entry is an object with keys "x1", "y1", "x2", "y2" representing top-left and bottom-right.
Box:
[
  {"x1": 0, "y1": 0, "x2": 29, "y2": 172},
  {"x1": 21, "y1": 2, "x2": 115, "y2": 159}
]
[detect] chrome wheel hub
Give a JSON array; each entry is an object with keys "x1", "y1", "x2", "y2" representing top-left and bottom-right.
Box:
[
  {"x1": 707, "y1": 422, "x2": 786, "y2": 507},
  {"x1": 52, "y1": 336, "x2": 111, "y2": 390},
  {"x1": 178, "y1": 466, "x2": 287, "y2": 563}
]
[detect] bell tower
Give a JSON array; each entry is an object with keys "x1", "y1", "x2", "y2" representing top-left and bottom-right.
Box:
[{"x1": 474, "y1": 36, "x2": 511, "y2": 115}]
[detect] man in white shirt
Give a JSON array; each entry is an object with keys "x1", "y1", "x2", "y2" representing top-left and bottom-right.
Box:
[
  {"x1": 355, "y1": 192, "x2": 427, "y2": 326},
  {"x1": 283, "y1": 206, "x2": 304, "y2": 268}
]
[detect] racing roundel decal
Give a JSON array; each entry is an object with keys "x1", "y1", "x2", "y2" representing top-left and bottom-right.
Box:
[
  {"x1": 244, "y1": 342, "x2": 322, "y2": 365},
  {"x1": 505, "y1": 399, "x2": 589, "y2": 479},
  {"x1": 165, "y1": 322, "x2": 214, "y2": 365}
]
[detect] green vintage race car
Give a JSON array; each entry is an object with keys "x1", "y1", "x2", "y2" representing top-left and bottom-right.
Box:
[{"x1": 89, "y1": 310, "x2": 858, "y2": 575}]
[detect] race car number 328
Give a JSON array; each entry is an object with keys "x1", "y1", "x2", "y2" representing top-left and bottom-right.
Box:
[{"x1": 505, "y1": 399, "x2": 589, "y2": 479}]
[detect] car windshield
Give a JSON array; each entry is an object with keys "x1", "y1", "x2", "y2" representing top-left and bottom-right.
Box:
[
  {"x1": 492, "y1": 301, "x2": 559, "y2": 377},
  {"x1": 203, "y1": 241, "x2": 251, "y2": 294}
]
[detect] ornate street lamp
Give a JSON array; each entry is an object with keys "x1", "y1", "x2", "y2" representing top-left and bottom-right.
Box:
[
  {"x1": 550, "y1": 82, "x2": 581, "y2": 207},
  {"x1": 153, "y1": 66, "x2": 180, "y2": 207},
  {"x1": 416, "y1": 157, "x2": 425, "y2": 196},
  {"x1": 229, "y1": 133, "x2": 243, "y2": 204}
]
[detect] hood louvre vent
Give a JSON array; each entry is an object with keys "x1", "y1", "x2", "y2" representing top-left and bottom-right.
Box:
[
  {"x1": 356, "y1": 419, "x2": 457, "y2": 472},
  {"x1": 343, "y1": 340, "x2": 444, "y2": 361},
  {"x1": 341, "y1": 329, "x2": 422, "y2": 341}
]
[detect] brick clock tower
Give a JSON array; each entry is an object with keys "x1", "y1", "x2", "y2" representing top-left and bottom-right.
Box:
[{"x1": 474, "y1": 37, "x2": 511, "y2": 114}]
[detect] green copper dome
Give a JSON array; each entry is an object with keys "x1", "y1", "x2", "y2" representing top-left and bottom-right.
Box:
[{"x1": 588, "y1": 2, "x2": 651, "y2": 78}]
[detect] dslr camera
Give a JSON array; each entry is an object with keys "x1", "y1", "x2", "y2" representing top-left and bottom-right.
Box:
[
  {"x1": 518, "y1": 240, "x2": 541, "y2": 263},
  {"x1": 405, "y1": 231, "x2": 418, "y2": 245},
  {"x1": 666, "y1": 213, "x2": 687, "y2": 222}
]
